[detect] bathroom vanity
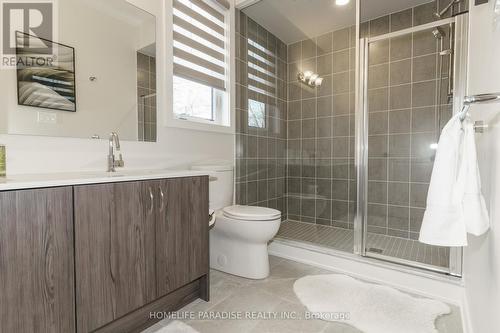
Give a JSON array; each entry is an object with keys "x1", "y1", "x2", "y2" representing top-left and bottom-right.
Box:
[
  {"x1": 0, "y1": 1, "x2": 209, "y2": 331},
  {"x1": 0, "y1": 171, "x2": 209, "y2": 333}
]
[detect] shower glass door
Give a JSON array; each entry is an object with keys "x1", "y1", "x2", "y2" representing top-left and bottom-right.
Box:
[{"x1": 357, "y1": 14, "x2": 468, "y2": 276}]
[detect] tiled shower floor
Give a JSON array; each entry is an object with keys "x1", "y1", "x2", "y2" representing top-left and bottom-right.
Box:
[{"x1": 276, "y1": 221, "x2": 450, "y2": 268}]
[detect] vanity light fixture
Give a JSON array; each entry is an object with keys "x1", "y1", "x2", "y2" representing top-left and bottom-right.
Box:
[
  {"x1": 298, "y1": 71, "x2": 324, "y2": 88},
  {"x1": 336, "y1": 0, "x2": 350, "y2": 6}
]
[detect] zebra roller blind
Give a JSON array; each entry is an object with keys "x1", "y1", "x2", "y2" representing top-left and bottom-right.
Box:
[
  {"x1": 247, "y1": 37, "x2": 276, "y2": 99},
  {"x1": 173, "y1": 0, "x2": 229, "y2": 91}
]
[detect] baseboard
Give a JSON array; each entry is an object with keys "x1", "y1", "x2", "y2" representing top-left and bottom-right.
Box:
[
  {"x1": 269, "y1": 240, "x2": 465, "y2": 306},
  {"x1": 94, "y1": 277, "x2": 207, "y2": 333}
]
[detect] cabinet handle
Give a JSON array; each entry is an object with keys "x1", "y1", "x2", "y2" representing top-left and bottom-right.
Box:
[
  {"x1": 148, "y1": 187, "x2": 154, "y2": 215},
  {"x1": 159, "y1": 187, "x2": 165, "y2": 213}
]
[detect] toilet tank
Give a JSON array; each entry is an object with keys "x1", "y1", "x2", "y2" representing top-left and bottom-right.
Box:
[{"x1": 191, "y1": 163, "x2": 233, "y2": 211}]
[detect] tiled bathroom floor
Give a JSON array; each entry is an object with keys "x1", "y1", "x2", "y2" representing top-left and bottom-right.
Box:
[
  {"x1": 277, "y1": 221, "x2": 450, "y2": 268},
  {"x1": 144, "y1": 256, "x2": 463, "y2": 333}
]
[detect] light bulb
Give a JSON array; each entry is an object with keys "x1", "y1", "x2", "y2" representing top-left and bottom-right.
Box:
[
  {"x1": 303, "y1": 71, "x2": 313, "y2": 79},
  {"x1": 336, "y1": 0, "x2": 350, "y2": 5}
]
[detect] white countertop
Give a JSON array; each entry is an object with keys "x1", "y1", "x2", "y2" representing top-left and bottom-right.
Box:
[{"x1": 0, "y1": 169, "x2": 209, "y2": 191}]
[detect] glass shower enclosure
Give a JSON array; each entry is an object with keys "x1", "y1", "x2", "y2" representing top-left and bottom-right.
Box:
[
  {"x1": 356, "y1": 13, "x2": 469, "y2": 276},
  {"x1": 237, "y1": 0, "x2": 468, "y2": 277}
]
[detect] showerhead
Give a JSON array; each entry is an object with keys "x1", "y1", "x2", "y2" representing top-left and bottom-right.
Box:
[
  {"x1": 432, "y1": 27, "x2": 445, "y2": 39},
  {"x1": 434, "y1": 0, "x2": 461, "y2": 18}
]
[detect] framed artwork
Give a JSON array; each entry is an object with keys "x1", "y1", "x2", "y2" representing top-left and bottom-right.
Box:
[{"x1": 16, "y1": 31, "x2": 76, "y2": 112}]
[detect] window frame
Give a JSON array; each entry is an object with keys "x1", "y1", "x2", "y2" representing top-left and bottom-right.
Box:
[{"x1": 165, "y1": 0, "x2": 235, "y2": 135}]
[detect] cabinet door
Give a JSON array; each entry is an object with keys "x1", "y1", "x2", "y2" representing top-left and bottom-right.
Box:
[
  {"x1": 74, "y1": 181, "x2": 156, "y2": 332},
  {"x1": 184, "y1": 176, "x2": 209, "y2": 280},
  {"x1": 156, "y1": 176, "x2": 209, "y2": 297},
  {"x1": 0, "y1": 187, "x2": 75, "y2": 333}
]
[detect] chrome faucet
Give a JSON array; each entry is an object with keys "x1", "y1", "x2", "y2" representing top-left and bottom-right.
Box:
[{"x1": 107, "y1": 132, "x2": 124, "y2": 172}]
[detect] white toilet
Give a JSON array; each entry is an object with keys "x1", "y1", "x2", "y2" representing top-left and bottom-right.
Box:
[{"x1": 192, "y1": 163, "x2": 281, "y2": 279}]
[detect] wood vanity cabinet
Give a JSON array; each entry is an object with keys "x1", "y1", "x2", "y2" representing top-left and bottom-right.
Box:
[
  {"x1": 0, "y1": 187, "x2": 75, "y2": 333},
  {"x1": 74, "y1": 176, "x2": 209, "y2": 333},
  {"x1": 155, "y1": 177, "x2": 209, "y2": 297},
  {"x1": 74, "y1": 181, "x2": 157, "y2": 333},
  {"x1": 0, "y1": 176, "x2": 209, "y2": 333}
]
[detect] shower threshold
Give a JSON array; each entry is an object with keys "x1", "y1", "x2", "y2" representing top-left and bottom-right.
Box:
[{"x1": 276, "y1": 220, "x2": 450, "y2": 269}]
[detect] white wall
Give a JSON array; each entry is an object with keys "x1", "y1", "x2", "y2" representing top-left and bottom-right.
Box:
[
  {"x1": 0, "y1": 0, "x2": 235, "y2": 175},
  {"x1": 463, "y1": 1, "x2": 500, "y2": 332}
]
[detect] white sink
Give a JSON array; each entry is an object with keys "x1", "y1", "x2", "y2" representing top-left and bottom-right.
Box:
[
  {"x1": 0, "y1": 169, "x2": 208, "y2": 191},
  {"x1": 85, "y1": 169, "x2": 169, "y2": 178}
]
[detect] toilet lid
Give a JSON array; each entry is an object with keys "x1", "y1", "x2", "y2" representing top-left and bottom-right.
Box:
[{"x1": 223, "y1": 205, "x2": 281, "y2": 221}]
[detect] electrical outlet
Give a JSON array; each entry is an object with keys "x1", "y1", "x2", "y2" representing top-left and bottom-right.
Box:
[{"x1": 37, "y1": 111, "x2": 57, "y2": 124}]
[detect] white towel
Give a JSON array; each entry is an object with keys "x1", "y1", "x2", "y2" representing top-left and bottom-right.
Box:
[
  {"x1": 460, "y1": 118, "x2": 490, "y2": 236},
  {"x1": 419, "y1": 114, "x2": 489, "y2": 247}
]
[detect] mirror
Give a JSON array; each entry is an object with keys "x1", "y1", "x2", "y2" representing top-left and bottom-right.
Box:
[{"x1": 0, "y1": 0, "x2": 157, "y2": 142}]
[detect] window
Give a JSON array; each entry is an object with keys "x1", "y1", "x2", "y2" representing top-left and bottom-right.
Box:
[
  {"x1": 173, "y1": 76, "x2": 213, "y2": 121},
  {"x1": 248, "y1": 99, "x2": 266, "y2": 128},
  {"x1": 172, "y1": 0, "x2": 230, "y2": 126}
]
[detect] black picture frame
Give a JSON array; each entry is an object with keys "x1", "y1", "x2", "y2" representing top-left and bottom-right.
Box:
[{"x1": 15, "y1": 31, "x2": 77, "y2": 112}]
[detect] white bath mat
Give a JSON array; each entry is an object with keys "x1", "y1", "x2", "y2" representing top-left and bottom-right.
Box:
[
  {"x1": 294, "y1": 274, "x2": 450, "y2": 333},
  {"x1": 156, "y1": 320, "x2": 199, "y2": 333}
]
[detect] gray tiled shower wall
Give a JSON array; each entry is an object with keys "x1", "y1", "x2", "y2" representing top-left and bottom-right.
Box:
[
  {"x1": 286, "y1": 26, "x2": 357, "y2": 229},
  {"x1": 364, "y1": 0, "x2": 459, "y2": 240},
  {"x1": 235, "y1": 0, "x2": 463, "y2": 240},
  {"x1": 234, "y1": 10, "x2": 288, "y2": 218}
]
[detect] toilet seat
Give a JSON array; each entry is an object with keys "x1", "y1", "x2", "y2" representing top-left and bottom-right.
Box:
[{"x1": 223, "y1": 205, "x2": 281, "y2": 221}]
